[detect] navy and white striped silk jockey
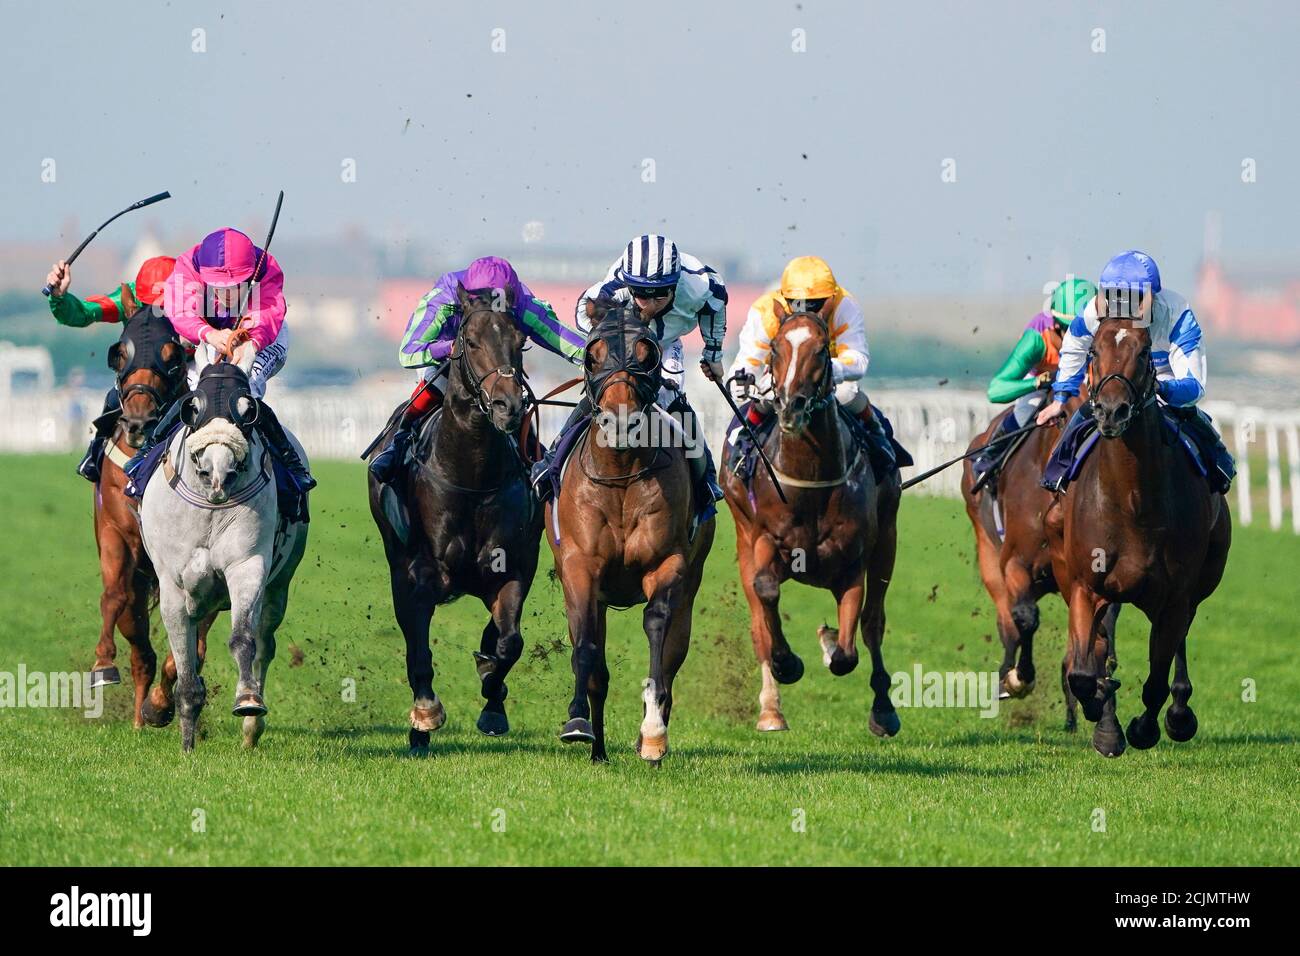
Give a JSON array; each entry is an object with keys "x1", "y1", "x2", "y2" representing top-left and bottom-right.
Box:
[{"x1": 575, "y1": 235, "x2": 728, "y2": 391}]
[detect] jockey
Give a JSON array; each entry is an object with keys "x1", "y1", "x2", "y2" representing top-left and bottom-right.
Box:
[
  {"x1": 1037, "y1": 250, "x2": 1235, "y2": 493},
  {"x1": 970, "y1": 275, "x2": 1096, "y2": 483},
  {"x1": 726, "y1": 255, "x2": 908, "y2": 480},
  {"x1": 44, "y1": 255, "x2": 182, "y2": 482},
  {"x1": 531, "y1": 234, "x2": 728, "y2": 505},
  {"x1": 143, "y1": 227, "x2": 314, "y2": 492},
  {"x1": 368, "y1": 256, "x2": 585, "y2": 482}
]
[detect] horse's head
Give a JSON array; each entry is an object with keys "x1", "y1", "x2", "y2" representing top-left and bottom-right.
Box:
[
  {"x1": 768, "y1": 298, "x2": 833, "y2": 435},
  {"x1": 1087, "y1": 289, "x2": 1156, "y2": 438},
  {"x1": 108, "y1": 285, "x2": 187, "y2": 448},
  {"x1": 584, "y1": 297, "x2": 662, "y2": 446},
  {"x1": 452, "y1": 282, "x2": 528, "y2": 433},
  {"x1": 179, "y1": 365, "x2": 260, "y2": 504}
]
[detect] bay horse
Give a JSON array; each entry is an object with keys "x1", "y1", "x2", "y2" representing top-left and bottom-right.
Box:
[
  {"x1": 546, "y1": 298, "x2": 715, "y2": 764},
  {"x1": 89, "y1": 286, "x2": 213, "y2": 727},
  {"x1": 960, "y1": 396, "x2": 1119, "y2": 730},
  {"x1": 369, "y1": 284, "x2": 542, "y2": 750},
  {"x1": 719, "y1": 301, "x2": 900, "y2": 735},
  {"x1": 1048, "y1": 312, "x2": 1230, "y2": 756}
]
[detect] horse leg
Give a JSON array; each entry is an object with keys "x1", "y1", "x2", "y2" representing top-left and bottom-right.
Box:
[
  {"x1": 1126, "y1": 603, "x2": 1188, "y2": 750},
  {"x1": 1065, "y1": 585, "x2": 1124, "y2": 756},
  {"x1": 972, "y1": 513, "x2": 1018, "y2": 698},
  {"x1": 862, "y1": 515, "x2": 901, "y2": 738},
  {"x1": 819, "y1": 577, "x2": 863, "y2": 676},
  {"x1": 241, "y1": 583, "x2": 286, "y2": 749},
  {"x1": 225, "y1": 557, "x2": 268, "y2": 722},
  {"x1": 1165, "y1": 635, "x2": 1198, "y2": 742},
  {"x1": 1001, "y1": 560, "x2": 1039, "y2": 698},
  {"x1": 391, "y1": 563, "x2": 443, "y2": 751},
  {"x1": 587, "y1": 606, "x2": 610, "y2": 763},
  {"x1": 91, "y1": 534, "x2": 130, "y2": 687},
  {"x1": 145, "y1": 611, "x2": 214, "y2": 728},
  {"x1": 157, "y1": 578, "x2": 202, "y2": 752},
  {"x1": 736, "y1": 523, "x2": 787, "y2": 731},
  {"x1": 752, "y1": 533, "x2": 802, "y2": 685},
  {"x1": 476, "y1": 579, "x2": 527, "y2": 737},
  {"x1": 116, "y1": 570, "x2": 157, "y2": 729},
  {"x1": 637, "y1": 556, "x2": 687, "y2": 764},
  {"x1": 559, "y1": 562, "x2": 601, "y2": 751}
]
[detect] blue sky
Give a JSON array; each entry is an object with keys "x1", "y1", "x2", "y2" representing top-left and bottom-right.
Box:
[{"x1": 2, "y1": 0, "x2": 1295, "y2": 297}]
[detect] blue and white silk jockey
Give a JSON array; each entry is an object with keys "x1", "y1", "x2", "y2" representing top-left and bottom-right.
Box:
[{"x1": 1037, "y1": 250, "x2": 1235, "y2": 493}]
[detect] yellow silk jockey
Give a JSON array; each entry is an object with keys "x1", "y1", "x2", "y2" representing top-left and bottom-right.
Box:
[{"x1": 726, "y1": 255, "x2": 909, "y2": 480}]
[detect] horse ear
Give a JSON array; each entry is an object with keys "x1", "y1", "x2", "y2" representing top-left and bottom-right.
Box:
[
  {"x1": 180, "y1": 392, "x2": 206, "y2": 429},
  {"x1": 120, "y1": 282, "x2": 141, "y2": 319},
  {"x1": 773, "y1": 298, "x2": 789, "y2": 323},
  {"x1": 455, "y1": 281, "x2": 473, "y2": 314},
  {"x1": 1093, "y1": 290, "x2": 1108, "y2": 320}
]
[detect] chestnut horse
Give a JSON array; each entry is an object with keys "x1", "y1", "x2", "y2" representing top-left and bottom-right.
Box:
[
  {"x1": 546, "y1": 298, "x2": 715, "y2": 764},
  {"x1": 1048, "y1": 313, "x2": 1230, "y2": 756},
  {"x1": 960, "y1": 396, "x2": 1119, "y2": 730},
  {"x1": 369, "y1": 285, "x2": 542, "y2": 749},
  {"x1": 720, "y1": 302, "x2": 901, "y2": 735},
  {"x1": 89, "y1": 287, "x2": 212, "y2": 727}
]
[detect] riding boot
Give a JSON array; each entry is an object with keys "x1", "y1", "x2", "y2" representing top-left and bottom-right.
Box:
[
  {"x1": 971, "y1": 411, "x2": 1020, "y2": 486},
  {"x1": 1179, "y1": 406, "x2": 1236, "y2": 494},
  {"x1": 1040, "y1": 406, "x2": 1094, "y2": 493},
  {"x1": 256, "y1": 402, "x2": 317, "y2": 493},
  {"x1": 728, "y1": 401, "x2": 770, "y2": 482},
  {"x1": 857, "y1": 404, "x2": 897, "y2": 480},
  {"x1": 77, "y1": 388, "x2": 121, "y2": 483},
  {"x1": 530, "y1": 396, "x2": 592, "y2": 495},
  {"x1": 370, "y1": 382, "x2": 443, "y2": 485},
  {"x1": 688, "y1": 440, "x2": 725, "y2": 502}
]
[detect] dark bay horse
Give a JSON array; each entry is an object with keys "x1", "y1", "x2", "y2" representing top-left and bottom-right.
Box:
[
  {"x1": 960, "y1": 396, "x2": 1119, "y2": 730},
  {"x1": 369, "y1": 284, "x2": 541, "y2": 749},
  {"x1": 89, "y1": 287, "x2": 212, "y2": 727},
  {"x1": 546, "y1": 298, "x2": 715, "y2": 764},
  {"x1": 720, "y1": 301, "x2": 901, "y2": 735},
  {"x1": 1048, "y1": 312, "x2": 1231, "y2": 756}
]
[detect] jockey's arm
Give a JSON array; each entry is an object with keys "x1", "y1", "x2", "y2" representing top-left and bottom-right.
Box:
[
  {"x1": 398, "y1": 288, "x2": 456, "y2": 370},
  {"x1": 240, "y1": 251, "x2": 286, "y2": 351},
  {"x1": 1159, "y1": 309, "x2": 1207, "y2": 407},
  {"x1": 48, "y1": 283, "x2": 131, "y2": 328},
  {"x1": 728, "y1": 304, "x2": 774, "y2": 397},
  {"x1": 829, "y1": 297, "x2": 869, "y2": 384},
  {"x1": 521, "y1": 297, "x2": 585, "y2": 364},
  {"x1": 1036, "y1": 315, "x2": 1092, "y2": 423},
  {"x1": 574, "y1": 258, "x2": 624, "y2": 334},
  {"x1": 988, "y1": 329, "x2": 1047, "y2": 404},
  {"x1": 695, "y1": 272, "x2": 728, "y2": 379}
]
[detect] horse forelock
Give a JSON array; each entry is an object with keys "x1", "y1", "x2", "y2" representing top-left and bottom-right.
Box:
[{"x1": 185, "y1": 418, "x2": 250, "y2": 462}]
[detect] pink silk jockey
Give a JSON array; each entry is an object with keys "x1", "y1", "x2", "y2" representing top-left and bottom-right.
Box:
[{"x1": 162, "y1": 227, "x2": 286, "y2": 351}]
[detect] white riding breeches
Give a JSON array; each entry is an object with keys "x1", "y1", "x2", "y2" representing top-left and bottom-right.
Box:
[{"x1": 187, "y1": 323, "x2": 290, "y2": 399}]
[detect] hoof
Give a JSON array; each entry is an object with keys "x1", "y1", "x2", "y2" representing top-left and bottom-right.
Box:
[
  {"x1": 1126, "y1": 715, "x2": 1160, "y2": 750},
  {"x1": 636, "y1": 732, "x2": 668, "y2": 763},
  {"x1": 409, "y1": 728, "x2": 430, "y2": 753},
  {"x1": 869, "y1": 708, "x2": 901, "y2": 738},
  {"x1": 817, "y1": 626, "x2": 838, "y2": 667},
  {"x1": 756, "y1": 711, "x2": 789, "y2": 732},
  {"x1": 410, "y1": 699, "x2": 446, "y2": 733},
  {"x1": 559, "y1": 717, "x2": 595, "y2": 744},
  {"x1": 139, "y1": 695, "x2": 174, "y2": 728},
  {"x1": 476, "y1": 708, "x2": 509, "y2": 737},
  {"x1": 1064, "y1": 714, "x2": 1078, "y2": 733},
  {"x1": 90, "y1": 667, "x2": 121, "y2": 688},
  {"x1": 1002, "y1": 668, "x2": 1036, "y2": 699},
  {"x1": 1165, "y1": 707, "x2": 1198, "y2": 743},
  {"x1": 241, "y1": 715, "x2": 266, "y2": 749},
  {"x1": 827, "y1": 648, "x2": 858, "y2": 677},
  {"x1": 770, "y1": 652, "x2": 804, "y2": 685},
  {"x1": 232, "y1": 693, "x2": 267, "y2": 718},
  {"x1": 1092, "y1": 726, "x2": 1127, "y2": 758}
]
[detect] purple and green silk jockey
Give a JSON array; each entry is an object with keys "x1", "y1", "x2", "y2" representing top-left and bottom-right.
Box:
[{"x1": 399, "y1": 256, "x2": 584, "y2": 368}]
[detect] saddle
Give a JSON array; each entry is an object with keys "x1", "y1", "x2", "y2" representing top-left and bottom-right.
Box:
[
  {"x1": 1059, "y1": 409, "x2": 1211, "y2": 487},
  {"x1": 727, "y1": 402, "x2": 909, "y2": 487}
]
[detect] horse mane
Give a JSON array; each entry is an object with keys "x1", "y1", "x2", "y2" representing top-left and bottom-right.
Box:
[{"x1": 185, "y1": 418, "x2": 250, "y2": 462}]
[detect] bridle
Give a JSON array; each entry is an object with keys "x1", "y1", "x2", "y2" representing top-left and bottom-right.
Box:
[
  {"x1": 449, "y1": 303, "x2": 535, "y2": 430},
  {"x1": 770, "y1": 310, "x2": 835, "y2": 418},
  {"x1": 109, "y1": 309, "x2": 187, "y2": 435},
  {"x1": 1085, "y1": 330, "x2": 1158, "y2": 435}
]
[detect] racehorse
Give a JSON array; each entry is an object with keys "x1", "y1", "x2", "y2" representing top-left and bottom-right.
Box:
[
  {"x1": 546, "y1": 297, "x2": 715, "y2": 764},
  {"x1": 1048, "y1": 313, "x2": 1231, "y2": 756},
  {"x1": 140, "y1": 363, "x2": 309, "y2": 751},
  {"x1": 960, "y1": 396, "x2": 1118, "y2": 730},
  {"x1": 720, "y1": 300, "x2": 901, "y2": 735},
  {"x1": 88, "y1": 286, "x2": 215, "y2": 727},
  {"x1": 368, "y1": 284, "x2": 542, "y2": 750}
]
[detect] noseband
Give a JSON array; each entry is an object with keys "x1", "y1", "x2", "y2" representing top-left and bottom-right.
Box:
[
  {"x1": 450, "y1": 305, "x2": 533, "y2": 430},
  {"x1": 1086, "y1": 342, "x2": 1157, "y2": 434}
]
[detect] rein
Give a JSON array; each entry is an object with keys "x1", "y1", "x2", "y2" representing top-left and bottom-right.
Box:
[{"x1": 765, "y1": 312, "x2": 845, "y2": 487}]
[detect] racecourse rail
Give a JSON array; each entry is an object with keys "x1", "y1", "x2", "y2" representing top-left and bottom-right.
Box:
[{"x1": 3, "y1": 379, "x2": 1298, "y2": 532}]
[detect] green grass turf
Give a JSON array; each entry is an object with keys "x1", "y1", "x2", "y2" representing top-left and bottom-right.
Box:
[{"x1": 0, "y1": 454, "x2": 1296, "y2": 866}]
